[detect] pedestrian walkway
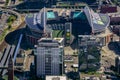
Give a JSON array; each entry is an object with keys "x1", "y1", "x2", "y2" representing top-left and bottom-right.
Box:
[{"x1": 102, "y1": 45, "x2": 117, "y2": 59}]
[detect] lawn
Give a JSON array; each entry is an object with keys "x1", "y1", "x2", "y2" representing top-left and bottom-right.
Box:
[
  {"x1": 2, "y1": 75, "x2": 19, "y2": 80},
  {"x1": 0, "y1": 15, "x2": 17, "y2": 44},
  {"x1": 0, "y1": 15, "x2": 17, "y2": 42},
  {"x1": 7, "y1": 15, "x2": 17, "y2": 26},
  {"x1": 52, "y1": 30, "x2": 64, "y2": 38},
  {"x1": 0, "y1": 29, "x2": 8, "y2": 42}
]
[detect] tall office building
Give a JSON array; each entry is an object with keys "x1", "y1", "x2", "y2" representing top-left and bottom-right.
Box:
[{"x1": 35, "y1": 38, "x2": 64, "y2": 77}]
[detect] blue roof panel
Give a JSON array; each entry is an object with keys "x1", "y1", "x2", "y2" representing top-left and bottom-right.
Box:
[
  {"x1": 47, "y1": 11, "x2": 55, "y2": 19},
  {"x1": 25, "y1": 13, "x2": 44, "y2": 31}
]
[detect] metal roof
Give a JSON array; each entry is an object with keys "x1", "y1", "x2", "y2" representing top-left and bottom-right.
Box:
[
  {"x1": 25, "y1": 8, "x2": 46, "y2": 31},
  {"x1": 83, "y1": 6, "x2": 110, "y2": 33},
  {"x1": 25, "y1": 6, "x2": 110, "y2": 34},
  {"x1": 25, "y1": 13, "x2": 44, "y2": 31}
]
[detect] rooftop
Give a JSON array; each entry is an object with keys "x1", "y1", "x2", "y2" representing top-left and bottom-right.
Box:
[
  {"x1": 46, "y1": 76, "x2": 67, "y2": 80},
  {"x1": 15, "y1": 58, "x2": 24, "y2": 64},
  {"x1": 84, "y1": 6, "x2": 110, "y2": 33},
  {"x1": 54, "y1": 38, "x2": 64, "y2": 43},
  {"x1": 47, "y1": 11, "x2": 55, "y2": 19},
  {"x1": 25, "y1": 6, "x2": 110, "y2": 34},
  {"x1": 0, "y1": 0, "x2": 5, "y2": 2}
]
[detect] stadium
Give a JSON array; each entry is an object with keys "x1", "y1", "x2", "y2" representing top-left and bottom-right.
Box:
[{"x1": 25, "y1": 6, "x2": 111, "y2": 45}]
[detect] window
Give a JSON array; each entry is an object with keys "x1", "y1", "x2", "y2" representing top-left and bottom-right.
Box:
[{"x1": 46, "y1": 58, "x2": 49, "y2": 63}]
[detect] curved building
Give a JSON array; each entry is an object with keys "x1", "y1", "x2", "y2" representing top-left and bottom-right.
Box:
[
  {"x1": 83, "y1": 6, "x2": 110, "y2": 34},
  {"x1": 25, "y1": 8, "x2": 45, "y2": 33},
  {"x1": 25, "y1": 6, "x2": 110, "y2": 45}
]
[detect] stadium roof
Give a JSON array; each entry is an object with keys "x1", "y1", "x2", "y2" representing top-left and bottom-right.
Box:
[
  {"x1": 25, "y1": 6, "x2": 110, "y2": 34},
  {"x1": 84, "y1": 6, "x2": 110, "y2": 33},
  {"x1": 25, "y1": 8, "x2": 46, "y2": 32}
]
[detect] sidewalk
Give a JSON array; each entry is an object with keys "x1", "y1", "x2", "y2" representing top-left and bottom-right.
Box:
[
  {"x1": 101, "y1": 45, "x2": 117, "y2": 66},
  {"x1": 102, "y1": 45, "x2": 117, "y2": 60}
]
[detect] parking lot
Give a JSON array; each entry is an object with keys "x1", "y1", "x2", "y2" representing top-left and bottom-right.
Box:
[
  {"x1": 64, "y1": 55, "x2": 78, "y2": 73},
  {"x1": 100, "y1": 44, "x2": 117, "y2": 72},
  {"x1": 64, "y1": 46, "x2": 78, "y2": 55}
]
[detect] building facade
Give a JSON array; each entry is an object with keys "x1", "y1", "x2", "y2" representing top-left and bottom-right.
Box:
[
  {"x1": 115, "y1": 56, "x2": 120, "y2": 74},
  {"x1": 100, "y1": 5, "x2": 117, "y2": 13},
  {"x1": 46, "y1": 76, "x2": 67, "y2": 80},
  {"x1": 35, "y1": 38, "x2": 64, "y2": 77},
  {"x1": 25, "y1": 6, "x2": 111, "y2": 46}
]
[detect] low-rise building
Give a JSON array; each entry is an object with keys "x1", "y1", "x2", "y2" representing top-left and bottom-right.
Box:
[
  {"x1": 109, "y1": 13, "x2": 120, "y2": 24},
  {"x1": 46, "y1": 76, "x2": 67, "y2": 80},
  {"x1": 84, "y1": 76, "x2": 100, "y2": 80},
  {"x1": 14, "y1": 50, "x2": 25, "y2": 71},
  {"x1": 0, "y1": 0, "x2": 5, "y2": 6},
  {"x1": 25, "y1": 6, "x2": 110, "y2": 46},
  {"x1": 100, "y1": 5, "x2": 117, "y2": 13}
]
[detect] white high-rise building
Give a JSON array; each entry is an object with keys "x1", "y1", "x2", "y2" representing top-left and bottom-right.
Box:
[{"x1": 35, "y1": 38, "x2": 64, "y2": 77}]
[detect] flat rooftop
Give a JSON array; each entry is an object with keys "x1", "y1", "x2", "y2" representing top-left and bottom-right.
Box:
[{"x1": 46, "y1": 76, "x2": 67, "y2": 80}]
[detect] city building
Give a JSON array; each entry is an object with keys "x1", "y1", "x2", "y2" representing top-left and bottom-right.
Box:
[
  {"x1": 19, "y1": 0, "x2": 97, "y2": 8},
  {"x1": 25, "y1": 7, "x2": 46, "y2": 45},
  {"x1": 25, "y1": 6, "x2": 111, "y2": 46},
  {"x1": 16, "y1": 0, "x2": 57, "y2": 10},
  {"x1": 0, "y1": 0, "x2": 5, "y2": 6},
  {"x1": 109, "y1": 13, "x2": 120, "y2": 24},
  {"x1": 78, "y1": 35, "x2": 103, "y2": 71},
  {"x1": 112, "y1": 25, "x2": 120, "y2": 35},
  {"x1": 55, "y1": 1, "x2": 87, "y2": 8},
  {"x1": 83, "y1": 76, "x2": 100, "y2": 80},
  {"x1": 100, "y1": 5, "x2": 117, "y2": 13},
  {"x1": 46, "y1": 76, "x2": 67, "y2": 80},
  {"x1": 115, "y1": 56, "x2": 120, "y2": 74},
  {"x1": 60, "y1": 0, "x2": 96, "y2": 4},
  {"x1": 34, "y1": 38, "x2": 64, "y2": 77},
  {"x1": 14, "y1": 50, "x2": 25, "y2": 71}
]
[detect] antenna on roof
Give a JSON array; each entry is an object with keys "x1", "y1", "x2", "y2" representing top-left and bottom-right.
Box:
[
  {"x1": 43, "y1": 7, "x2": 49, "y2": 37},
  {"x1": 43, "y1": 7, "x2": 46, "y2": 33}
]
